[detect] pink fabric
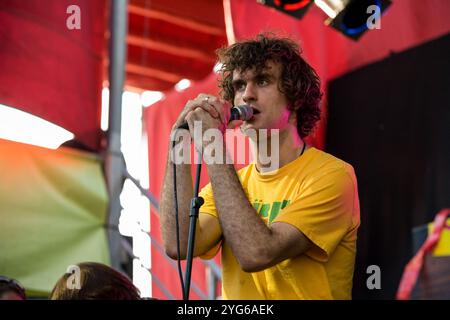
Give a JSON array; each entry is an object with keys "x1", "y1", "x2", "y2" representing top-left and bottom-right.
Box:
[{"x1": 396, "y1": 208, "x2": 450, "y2": 300}]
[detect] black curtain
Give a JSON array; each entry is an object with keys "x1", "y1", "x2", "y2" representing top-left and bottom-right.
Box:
[{"x1": 326, "y1": 33, "x2": 450, "y2": 299}]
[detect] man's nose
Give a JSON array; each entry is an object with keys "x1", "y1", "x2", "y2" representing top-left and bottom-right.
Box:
[{"x1": 242, "y1": 83, "x2": 256, "y2": 104}]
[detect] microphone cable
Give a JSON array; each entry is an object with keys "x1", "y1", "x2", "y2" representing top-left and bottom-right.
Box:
[{"x1": 171, "y1": 137, "x2": 186, "y2": 299}]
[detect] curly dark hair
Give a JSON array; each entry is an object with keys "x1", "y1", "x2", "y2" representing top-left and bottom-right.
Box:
[{"x1": 217, "y1": 33, "x2": 322, "y2": 138}]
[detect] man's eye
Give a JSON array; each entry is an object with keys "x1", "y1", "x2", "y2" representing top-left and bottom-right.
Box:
[
  {"x1": 257, "y1": 79, "x2": 269, "y2": 86},
  {"x1": 235, "y1": 83, "x2": 245, "y2": 91}
]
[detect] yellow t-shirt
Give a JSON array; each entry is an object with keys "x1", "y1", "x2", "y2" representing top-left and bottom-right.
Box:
[{"x1": 198, "y1": 147, "x2": 360, "y2": 299}]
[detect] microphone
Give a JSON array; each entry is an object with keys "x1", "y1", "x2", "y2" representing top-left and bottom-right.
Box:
[{"x1": 177, "y1": 105, "x2": 254, "y2": 130}]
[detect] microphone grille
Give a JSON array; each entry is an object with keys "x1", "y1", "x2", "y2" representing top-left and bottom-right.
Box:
[{"x1": 235, "y1": 105, "x2": 254, "y2": 121}]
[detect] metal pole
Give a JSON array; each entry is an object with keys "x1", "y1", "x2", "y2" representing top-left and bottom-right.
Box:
[
  {"x1": 184, "y1": 150, "x2": 204, "y2": 300},
  {"x1": 105, "y1": 0, "x2": 128, "y2": 270}
]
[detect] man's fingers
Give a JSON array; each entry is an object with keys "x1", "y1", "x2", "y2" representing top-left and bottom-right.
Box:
[
  {"x1": 176, "y1": 94, "x2": 225, "y2": 131},
  {"x1": 204, "y1": 98, "x2": 230, "y2": 125},
  {"x1": 185, "y1": 97, "x2": 220, "y2": 118},
  {"x1": 184, "y1": 107, "x2": 212, "y2": 126},
  {"x1": 199, "y1": 102, "x2": 220, "y2": 119}
]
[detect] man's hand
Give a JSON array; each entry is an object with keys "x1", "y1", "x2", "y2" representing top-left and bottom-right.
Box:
[
  {"x1": 172, "y1": 94, "x2": 230, "y2": 132},
  {"x1": 172, "y1": 94, "x2": 232, "y2": 152},
  {"x1": 185, "y1": 94, "x2": 231, "y2": 133}
]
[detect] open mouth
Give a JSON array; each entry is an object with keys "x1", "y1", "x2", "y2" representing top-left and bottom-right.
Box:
[
  {"x1": 251, "y1": 107, "x2": 261, "y2": 115},
  {"x1": 245, "y1": 107, "x2": 261, "y2": 122}
]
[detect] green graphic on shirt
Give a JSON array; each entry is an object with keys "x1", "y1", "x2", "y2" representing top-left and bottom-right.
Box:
[
  {"x1": 259, "y1": 204, "x2": 270, "y2": 219},
  {"x1": 252, "y1": 202, "x2": 261, "y2": 211},
  {"x1": 252, "y1": 199, "x2": 291, "y2": 224}
]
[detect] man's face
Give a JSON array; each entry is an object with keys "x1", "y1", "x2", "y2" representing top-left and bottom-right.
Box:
[{"x1": 232, "y1": 60, "x2": 293, "y2": 134}]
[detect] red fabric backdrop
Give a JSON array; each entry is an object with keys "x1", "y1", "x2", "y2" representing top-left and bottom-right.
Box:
[
  {"x1": 145, "y1": 0, "x2": 450, "y2": 299},
  {"x1": 231, "y1": 0, "x2": 450, "y2": 150},
  {"x1": 0, "y1": 0, "x2": 105, "y2": 150}
]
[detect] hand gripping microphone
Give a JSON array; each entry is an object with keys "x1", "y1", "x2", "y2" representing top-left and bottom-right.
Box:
[{"x1": 177, "y1": 105, "x2": 253, "y2": 130}]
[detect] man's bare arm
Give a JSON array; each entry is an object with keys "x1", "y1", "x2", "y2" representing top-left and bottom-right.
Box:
[
  {"x1": 160, "y1": 95, "x2": 225, "y2": 259},
  {"x1": 207, "y1": 160, "x2": 311, "y2": 272},
  {"x1": 159, "y1": 141, "x2": 194, "y2": 259},
  {"x1": 179, "y1": 95, "x2": 311, "y2": 271},
  {"x1": 160, "y1": 140, "x2": 222, "y2": 259}
]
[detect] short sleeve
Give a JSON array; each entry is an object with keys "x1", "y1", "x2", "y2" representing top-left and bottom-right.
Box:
[
  {"x1": 198, "y1": 182, "x2": 222, "y2": 260},
  {"x1": 274, "y1": 166, "x2": 357, "y2": 262}
]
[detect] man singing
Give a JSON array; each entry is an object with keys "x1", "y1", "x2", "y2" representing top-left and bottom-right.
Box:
[{"x1": 160, "y1": 34, "x2": 360, "y2": 299}]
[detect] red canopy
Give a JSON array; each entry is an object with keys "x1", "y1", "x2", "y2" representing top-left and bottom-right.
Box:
[{"x1": 0, "y1": 0, "x2": 105, "y2": 150}]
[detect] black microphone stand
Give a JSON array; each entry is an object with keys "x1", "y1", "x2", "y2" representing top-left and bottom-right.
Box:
[{"x1": 183, "y1": 148, "x2": 204, "y2": 300}]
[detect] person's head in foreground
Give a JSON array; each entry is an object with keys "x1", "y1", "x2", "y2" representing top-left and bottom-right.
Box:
[
  {"x1": 0, "y1": 276, "x2": 27, "y2": 300},
  {"x1": 217, "y1": 33, "x2": 322, "y2": 139},
  {"x1": 49, "y1": 262, "x2": 141, "y2": 300}
]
